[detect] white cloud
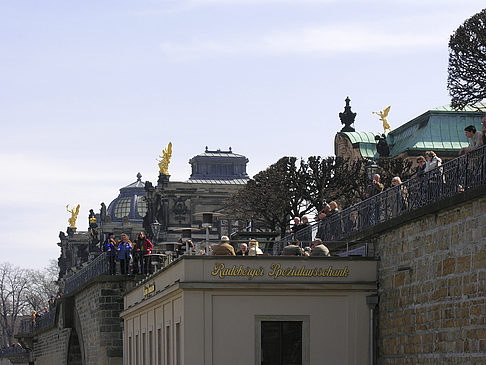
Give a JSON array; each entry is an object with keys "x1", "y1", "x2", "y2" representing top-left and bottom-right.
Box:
[{"x1": 160, "y1": 23, "x2": 449, "y2": 60}]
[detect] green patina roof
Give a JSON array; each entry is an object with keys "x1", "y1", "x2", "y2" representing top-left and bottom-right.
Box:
[
  {"x1": 430, "y1": 102, "x2": 486, "y2": 112},
  {"x1": 343, "y1": 104, "x2": 485, "y2": 158},
  {"x1": 341, "y1": 131, "x2": 380, "y2": 159}
]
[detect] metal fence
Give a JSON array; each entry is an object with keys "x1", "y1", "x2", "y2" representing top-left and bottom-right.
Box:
[
  {"x1": 0, "y1": 345, "x2": 29, "y2": 357},
  {"x1": 268, "y1": 239, "x2": 372, "y2": 257},
  {"x1": 285, "y1": 144, "x2": 486, "y2": 243},
  {"x1": 64, "y1": 252, "x2": 110, "y2": 294},
  {"x1": 17, "y1": 306, "x2": 58, "y2": 336}
]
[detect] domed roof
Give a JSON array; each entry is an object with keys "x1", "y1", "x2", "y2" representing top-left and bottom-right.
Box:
[{"x1": 107, "y1": 173, "x2": 148, "y2": 223}]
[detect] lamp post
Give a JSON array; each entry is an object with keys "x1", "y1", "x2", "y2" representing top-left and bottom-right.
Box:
[
  {"x1": 192, "y1": 212, "x2": 223, "y2": 255},
  {"x1": 365, "y1": 160, "x2": 380, "y2": 182},
  {"x1": 365, "y1": 159, "x2": 380, "y2": 196},
  {"x1": 151, "y1": 219, "x2": 161, "y2": 245},
  {"x1": 173, "y1": 227, "x2": 200, "y2": 255}
]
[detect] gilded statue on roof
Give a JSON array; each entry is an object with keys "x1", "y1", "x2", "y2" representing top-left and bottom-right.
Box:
[
  {"x1": 157, "y1": 142, "x2": 173, "y2": 175},
  {"x1": 66, "y1": 204, "x2": 80, "y2": 229},
  {"x1": 373, "y1": 106, "x2": 391, "y2": 133}
]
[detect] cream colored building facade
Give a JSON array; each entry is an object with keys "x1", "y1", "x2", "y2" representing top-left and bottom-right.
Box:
[{"x1": 121, "y1": 256, "x2": 378, "y2": 365}]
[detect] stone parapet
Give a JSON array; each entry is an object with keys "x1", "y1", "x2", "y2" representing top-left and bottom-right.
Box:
[{"x1": 375, "y1": 195, "x2": 486, "y2": 363}]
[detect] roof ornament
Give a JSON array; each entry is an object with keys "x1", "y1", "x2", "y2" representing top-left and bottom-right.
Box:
[
  {"x1": 157, "y1": 142, "x2": 173, "y2": 176},
  {"x1": 136, "y1": 172, "x2": 142, "y2": 181},
  {"x1": 373, "y1": 106, "x2": 391, "y2": 133},
  {"x1": 66, "y1": 204, "x2": 80, "y2": 229},
  {"x1": 339, "y1": 97, "x2": 357, "y2": 132}
]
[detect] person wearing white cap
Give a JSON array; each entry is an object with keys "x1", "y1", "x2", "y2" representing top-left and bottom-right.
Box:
[{"x1": 211, "y1": 236, "x2": 236, "y2": 256}]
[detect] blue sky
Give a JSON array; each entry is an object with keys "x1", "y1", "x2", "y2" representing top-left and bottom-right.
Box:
[{"x1": 1, "y1": 0, "x2": 484, "y2": 268}]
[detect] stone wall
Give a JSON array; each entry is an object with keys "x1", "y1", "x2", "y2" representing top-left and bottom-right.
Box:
[
  {"x1": 375, "y1": 194, "x2": 486, "y2": 363},
  {"x1": 16, "y1": 276, "x2": 135, "y2": 365},
  {"x1": 74, "y1": 279, "x2": 129, "y2": 365},
  {"x1": 33, "y1": 328, "x2": 70, "y2": 364}
]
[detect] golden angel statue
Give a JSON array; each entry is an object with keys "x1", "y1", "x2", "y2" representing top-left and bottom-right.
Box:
[
  {"x1": 157, "y1": 142, "x2": 173, "y2": 175},
  {"x1": 66, "y1": 204, "x2": 80, "y2": 228},
  {"x1": 373, "y1": 106, "x2": 391, "y2": 133}
]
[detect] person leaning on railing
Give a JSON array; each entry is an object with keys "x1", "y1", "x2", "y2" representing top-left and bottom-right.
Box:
[
  {"x1": 290, "y1": 217, "x2": 302, "y2": 234},
  {"x1": 365, "y1": 174, "x2": 384, "y2": 226},
  {"x1": 415, "y1": 156, "x2": 426, "y2": 178},
  {"x1": 390, "y1": 176, "x2": 408, "y2": 216},
  {"x1": 459, "y1": 125, "x2": 484, "y2": 155},
  {"x1": 327, "y1": 201, "x2": 343, "y2": 239}
]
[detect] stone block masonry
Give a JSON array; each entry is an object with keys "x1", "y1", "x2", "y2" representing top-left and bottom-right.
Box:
[
  {"x1": 23, "y1": 275, "x2": 137, "y2": 365},
  {"x1": 74, "y1": 279, "x2": 130, "y2": 365},
  {"x1": 376, "y1": 195, "x2": 486, "y2": 364}
]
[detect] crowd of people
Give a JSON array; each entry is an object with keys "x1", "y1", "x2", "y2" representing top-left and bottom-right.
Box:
[
  {"x1": 98, "y1": 123, "x2": 486, "y2": 267},
  {"x1": 210, "y1": 236, "x2": 330, "y2": 257},
  {"x1": 104, "y1": 232, "x2": 154, "y2": 275},
  {"x1": 289, "y1": 122, "x2": 486, "y2": 242},
  {"x1": 30, "y1": 294, "x2": 62, "y2": 328}
]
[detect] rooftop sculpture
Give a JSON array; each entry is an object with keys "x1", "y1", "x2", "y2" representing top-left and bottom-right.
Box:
[
  {"x1": 157, "y1": 142, "x2": 173, "y2": 175},
  {"x1": 373, "y1": 106, "x2": 391, "y2": 133},
  {"x1": 66, "y1": 204, "x2": 80, "y2": 229}
]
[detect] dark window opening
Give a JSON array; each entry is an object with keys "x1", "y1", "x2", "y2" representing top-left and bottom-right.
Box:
[{"x1": 261, "y1": 321, "x2": 302, "y2": 365}]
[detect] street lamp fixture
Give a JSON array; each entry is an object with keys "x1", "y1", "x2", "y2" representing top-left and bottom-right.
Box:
[
  {"x1": 365, "y1": 160, "x2": 380, "y2": 181},
  {"x1": 151, "y1": 219, "x2": 161, "y2": 244},
  {"x1": 193, "y1": 212, "x2": 223, "y2": 254}
]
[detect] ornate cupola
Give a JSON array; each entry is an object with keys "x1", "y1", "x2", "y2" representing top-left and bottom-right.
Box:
[{"x1": 106, "y1": 173, "x2": 148, "y2": 222}]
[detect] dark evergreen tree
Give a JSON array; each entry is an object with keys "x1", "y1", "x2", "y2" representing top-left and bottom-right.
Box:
[
  {"x1": 300, "y1": 156, "x2": 368, "y2": 211},
  {"x1": 448, "y1": 8, "x2": 486, "y2": 110}
]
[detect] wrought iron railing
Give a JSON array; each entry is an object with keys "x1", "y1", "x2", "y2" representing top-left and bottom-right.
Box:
[
  {"x1": 17, "y1": 306, "x2": 58, "y2": 335},
  {"x1": 0, "y1": 345, "x2": 29, "y2": 357},
  {"x1": 267, "y1": 239, "x2": 372, "y2": 257},
  {"x1": 64, "y1": 252, "x2": 110, "y2": 294},
  {"x1": 284, "y1": 144, "x2": 486, "y2": 243},
  {"x1": 18, "y1": 318, "x2": 34, "y2": 335},
  {"x1": 33, "y1": 309, "x2": 56, "y2": 331}
]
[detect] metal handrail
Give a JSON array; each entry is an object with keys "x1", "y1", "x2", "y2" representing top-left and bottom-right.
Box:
[
  {"x1": 64, "y1": 252, "x2": 109, "y2": 294},
  {"x1": 284, "y1": 144, "x2": 486, "y2": 242},
  {"x1": 17, "y1": 305, "x2": 58, "y2": 335},
  {"x1": 0, "y1": 346, "x2": 29, "y2": 357}
]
